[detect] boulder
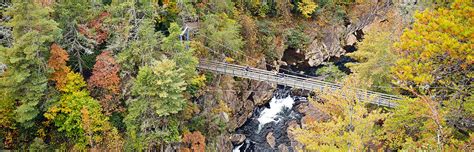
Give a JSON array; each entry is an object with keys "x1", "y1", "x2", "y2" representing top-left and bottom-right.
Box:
[
  {"x1": 266, "y1": 132, "x2": 276, "y2": 148},
  {"x1": 278, "y1": 144, "x2": 289, "y2": 152},
  {"x1": 229, "y1": 134, "x2": 246, "y2": 145}
]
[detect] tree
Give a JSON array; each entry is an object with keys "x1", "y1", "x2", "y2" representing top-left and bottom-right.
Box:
[
  {"x1": 345, "y1": 29, "x2": 398, "y2": 93},
  {"x1": 315, "y1": 63, "x2": 346, "y2": 82},
  {"x1": 182, "y1": 131, "x2": 206, "y2": 152},
  {"x1": 48, "y1": 43, "x2": 71, "y2": 90},
  {"x1": 386, "y1": 0, "x2": 473, "y2": 150},
  {"x1": 291, "y1": 78, "x2": 387, "y2": 151},
  {"x1": 286, "y1": 26, "x2": 310, "y2": 50},
  {"x1": 44, "y1": 71, "x2": 122, "y2": 150},
  {"x1": 0, "y1": 1, "x2": 60, "y2": 128},
  {"x1": 199, "y1": 13, "x2": 244, "y2": 59},
  {"x1": 117, "y1": 18, "x2": 162, "y2": 74},
  {"x1": 88, "y1": 51, "x2": 122, "y2": 115},
  {"x1": 124, "y1": 59, "x2": 187, "y2": 149},
  {"x1": 132, "y1": 59, "x2": 187, "y2": 117},
  {"x1": 162, "y1": 23, "x2": 198, "y2": 84},
  {"x1": 53, "y1": 0, "x2": 99, "y2": 73},
  {"x1": 297, "y1": 0, "x2": 318, "y2": 18}
]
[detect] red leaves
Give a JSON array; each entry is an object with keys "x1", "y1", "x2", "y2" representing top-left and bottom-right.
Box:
[
  {"x1": 88, "y1": 51, "x2": 120, "y2": 93},
  {"x1": 47, "y1": 43, "x2": 71, "y2": 90},
  {"x1": 182, "y1": 131, "x2": 206, "y2": 152},
  {"x1": 88, "y1": 51, "x2": 122, "y2": 115},
  {"x1": 78, "y1": 12, "x2": 110, "y2": 44}
]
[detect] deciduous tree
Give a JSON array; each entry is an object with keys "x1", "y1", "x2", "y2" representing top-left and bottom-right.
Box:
[
  {"x1": 48, "y1": 43, "x2": 71, "y2": 90},
  {"x1": 88, "y1": 51, "x2": 122, "y2": 115},
  {"x1": 346, "y1": 29, "x2": 398, "y2": 93},
  {"x1": 297, "y1": 0, "x2": 317, "y2": 18},
  {"x1": 182, "y1": 131, "x2": 206, "y2": 152},
  {"x1": 387, "y1": 0, "x2": 473, "y2": 150},
  {"x1": 44, "y1": 71, "x2": 121, "y2": 150},
  {"x1": 292, "y1": 78, "x2": 387, "y2": 151}
]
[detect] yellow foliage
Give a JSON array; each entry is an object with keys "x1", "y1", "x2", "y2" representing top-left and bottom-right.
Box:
[
  {"x1": 297, "y1": 0, "x2": 318, "y2": 18},
  {"x1": 212, "y1": 100, "x2": 232, "y2": 116},
  {"x1": 292, "y1": 77, "x2": 387, "y2": 151}
]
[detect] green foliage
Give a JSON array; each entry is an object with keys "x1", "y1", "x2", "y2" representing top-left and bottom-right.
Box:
[
  {"x1": 256, "y1": 20, "x2": 279, "y2": 60},
  {"x1": 131, "y1": 59, "x2": 187, "y2": 116},
  {"x1": 1, "y1": 1, "x2": 60, "y2": 128},
  {"x1": 117, "y1": 18, "x2": 162, "y2": 73},
  {"x1": 44, "y1": 72, "x2": 117, "y2": 149},
  {"x1": 52, "y1": 0, "x2": 100, "y2": 73},
  {"x1": 286, "y1": 26, "x2": 310, "y2": 50},
  {"x1": 315, "y1": 63, "x2": 346, "y2": 82},
  {"x1": 346, "y1": 29, "x2": 398, "y2": 93},
  {"x1": 200, "y1": 13, "x2": 244, "y2": 59},
  {"x1": 163, "y1": 23, "x2": 198, "y2": 83}
]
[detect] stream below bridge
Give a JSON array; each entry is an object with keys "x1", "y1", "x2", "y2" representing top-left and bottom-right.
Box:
[{"x1": 232, "y1": 87, "x2": 308, "y2": 151}]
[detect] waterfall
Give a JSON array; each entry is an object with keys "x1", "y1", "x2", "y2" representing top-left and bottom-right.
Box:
[
  {"x1": 256, "y1": 96, "x2": 295, "y2": 133},
  {"x1": 233, "y1": 88, "x2": 305, "y2": 151}
]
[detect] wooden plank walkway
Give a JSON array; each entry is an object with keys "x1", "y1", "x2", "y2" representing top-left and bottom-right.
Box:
[{"x1": 197, "y1": 60, "x2": 401, "y2": 108}]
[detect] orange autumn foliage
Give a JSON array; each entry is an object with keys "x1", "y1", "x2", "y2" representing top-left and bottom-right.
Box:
[
  {"x1": 88, "y1": 51, "x2": 122, "y2": 115},
  {"x1": 47, "y1": 43, "x2": 71, "y2": 90},
  {"x1": 78, "y1": 12, "x2": 110, "y2": 44},
  {"x1": 182, "y1": 131, "x2": 206, "y2": 152}
]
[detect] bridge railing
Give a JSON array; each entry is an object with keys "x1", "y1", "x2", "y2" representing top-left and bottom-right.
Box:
[{"x1": 198, "y1": 60, "x2": 401, "y2": 107}]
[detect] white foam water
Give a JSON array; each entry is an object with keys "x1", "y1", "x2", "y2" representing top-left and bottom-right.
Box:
[
  {"x1": 256, "y1": 96, "x2": 295, "y2": 132},
  {"x1": 232, "y1": 143, "x2": 243, "y2": 152}
]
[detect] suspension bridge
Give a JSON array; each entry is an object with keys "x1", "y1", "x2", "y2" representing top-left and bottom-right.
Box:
[
  {"x1": 177, "y1": 11, "x2": 401, "y2": 108},
  {"x1": 197, "y1": 60, "x2": 401, "y2": 108}
]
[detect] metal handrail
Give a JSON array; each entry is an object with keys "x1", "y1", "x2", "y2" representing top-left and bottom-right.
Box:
[{"x1": 197, "y1": 60, "x2": 401, "y2": 107}]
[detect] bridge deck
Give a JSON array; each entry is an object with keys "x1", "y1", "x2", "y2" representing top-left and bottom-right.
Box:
[{"x1": 197, "y1": 60, "x2": 401, "y2": 108}]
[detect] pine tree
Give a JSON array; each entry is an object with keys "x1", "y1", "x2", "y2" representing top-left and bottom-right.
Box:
[
  {"x1": 53, "y1": 0, "x2": 99, "y2": 73},
  {"x1": 0, "y1": 1, "x2": 60, "y2": 128},
  {"x1": 117, "y1": 18, "x2": 162, "y2": 74},
  {"x1": 163, "y1": 23, "x2": 198, "y2": 84},
  {"x1": 200, "y1": 13, "x2": 244, "y2": 59}
]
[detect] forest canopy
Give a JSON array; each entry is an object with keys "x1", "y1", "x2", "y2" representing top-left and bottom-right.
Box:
[{"x1": 0, "y1": 0, "x2": 472, "y2": 151}]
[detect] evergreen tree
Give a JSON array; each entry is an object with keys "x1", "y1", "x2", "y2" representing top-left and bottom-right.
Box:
[
  {"x1": 52, "y1": 0, "x2": 99, "y2": 73},
  {"x1": 199, "y1": 13, "x2": 244, "y2": 59},
  {"x1": 162, "y1": 23, "x2": 198, "y2": 84},
  {"x1": 0, "y1": 1, "x2": 60, "y2": 128},
  {"x1": 117, "y1": 18, "x2": 162, "y2": 74}
]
